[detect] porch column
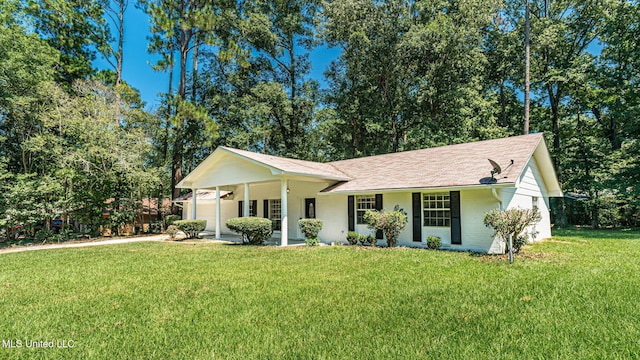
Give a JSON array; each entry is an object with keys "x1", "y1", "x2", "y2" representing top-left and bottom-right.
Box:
[
  {"x1": 244, "y1": 183, "x2": 250, "y2": 216},
  {"x1": 280, "y1": 178, "x2": 288, "y2": 246},
  {"x1": 191, "y1": 188, "x2": 197, "y2": 220},
  {"x1": 215, "y1": 186, "x2": 221, "y2": 240}
]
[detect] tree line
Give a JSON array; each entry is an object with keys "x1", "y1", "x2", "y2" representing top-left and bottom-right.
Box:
[{"x1": 1, "y1": 0, "x2": 638, "y2": 240}]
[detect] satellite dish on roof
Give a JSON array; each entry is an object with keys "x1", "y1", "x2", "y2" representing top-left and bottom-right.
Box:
[{"x1": 488, "y1": 159, "x2": 502, "y2": 179}]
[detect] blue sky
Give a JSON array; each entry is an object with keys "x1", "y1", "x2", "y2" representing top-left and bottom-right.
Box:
[{"x1": 93, "y1": 6, "x2": 340, "y2": 111}]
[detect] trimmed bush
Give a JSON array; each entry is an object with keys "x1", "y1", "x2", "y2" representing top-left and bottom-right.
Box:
[
  {"x1": 363, "y1": 210, "x2": 408, "y2": 247},
  {"x1": 426, "y1": 236, "x2": 441, "y2": 250},
  {"x1": 305, "y1": 237, "x2": 320, "y2": 246},
  {"x1": 298, "y1": 219, "x2": 323, "y2": 239},
  {"x1": 166, "y1": 225, "x2": 179, "y2": 240},
  {"x1": 173, "y1": 220, "x2": 206, "y2": 239},
  {"x1": 363, "y1": 234, "x2": 376, "y2": 247},
  {"x1": 165, "y1": 215, "x2": 182, "y2": 228},
  {"x1": 346, "y1": 232, "x2": 377, "y2": 246},
  {"x1": 346, "y1": 231, "x2": 359, "y2": 245},
  {"x1": 226, "y1": 217, "x2": 273, "y2": 245}
]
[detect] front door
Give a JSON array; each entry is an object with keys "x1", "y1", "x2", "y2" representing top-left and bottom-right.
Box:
[{"x1": 304, "y1": 198, "x2": 316, "y2": 219}]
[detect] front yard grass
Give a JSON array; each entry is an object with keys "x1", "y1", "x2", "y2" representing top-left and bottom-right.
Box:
[{"x1": 1, "y1": 228, "x2": 639, "y2": 359}]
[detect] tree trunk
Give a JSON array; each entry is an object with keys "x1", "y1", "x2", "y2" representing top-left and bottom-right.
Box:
[
  {"x1": 170, "y1": 23, "x2": 191, "y2": 210},
  {"x1": 500, "y1": 78, "x2": 507, "y2": 127},
  {"x1": 523, "y1": 0, "x2": 530, "y2": 134}
]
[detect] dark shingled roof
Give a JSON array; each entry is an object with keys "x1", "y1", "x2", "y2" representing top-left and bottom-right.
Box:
[{"x1": 323, "y1": 133, "x2": 544, "y2": 193}]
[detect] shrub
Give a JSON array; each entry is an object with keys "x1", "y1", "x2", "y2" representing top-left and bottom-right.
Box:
[
  {"x1": 346, "y1": 232, "x2": 377, "y2": 246},
  {"x1": 298, "y1": 219, "x2": 323, "y2": 239},
  {"x1": 226, "y1": 217, "x2": 273, "y2": 245},
  {"x1": 426, "y1": 235, "x2": 441, "y2": 250},
  {"x1": 165, "y1": 215, "x2": 182, "y2": 228},
  {"x1": 305, "y1": 237, "x2": 320, "y2": 246},
  {"x1": 483, "y1": 208, "x2": 542, "y2": 254},
  {"x1": 166, "y1": 225, "x2": 179, "y2": 240},
  {"x1": 363, "y1": 210, "x2": 407, "y2": 247},
  {"x1": 346, "y1": 231, "x2": 359, "y2": 245},
  {"x1": 362, "y1": 234, "x2": 376, "y2": 247},
  {"x1": 173, "y1": 220, "x2": 206, "y2": 239}
]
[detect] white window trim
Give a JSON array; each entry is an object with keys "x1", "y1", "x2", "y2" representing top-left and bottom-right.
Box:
[
  {"x1": 269, "y1": 199, "x2": 282, "y2": 231},
  {"x1": 423, "y1": 192, "x2": 451, "y2": 227},
  {"x1": 356, "y1": 195, "x2": 376, "y2": 224}
]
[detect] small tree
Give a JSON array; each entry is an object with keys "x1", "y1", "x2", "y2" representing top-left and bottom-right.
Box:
[
  {"x1": 363, "y1": 210, "x2": 407, "y2": 247},
  {"x1": 483, "y1": 208, "x2": 542, "y2": 255}
]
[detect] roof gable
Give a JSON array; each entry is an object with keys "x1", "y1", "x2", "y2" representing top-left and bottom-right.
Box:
[{"x1": 177, "y1": 146, "x2": 350, "y2": 188}]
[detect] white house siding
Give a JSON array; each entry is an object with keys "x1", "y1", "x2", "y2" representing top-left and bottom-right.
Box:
[
  {"x1": 285, "y1": 180, "x2": 333, "y2": 239},
  {"x1": 182, "y1": 200, "x2": 217, "y2": 231},
  {"x1": 190, "y1": 152, "x2": 278, "y2": 188},
  {"x1": 318, "y1": 189, "x2": 502, "y2": 253},
  {"x1": 181, "y1": 198, "x2": 238, "y2": 233},
  {"x1": 316, "y1": 193, "x2": 349, "y2": 242},
  {"x1": 501, "y1": 156, "x2": 552, "y2": 241},
  {"x1": 459, "y1": 189, "x2": 502, "y2": 253}
]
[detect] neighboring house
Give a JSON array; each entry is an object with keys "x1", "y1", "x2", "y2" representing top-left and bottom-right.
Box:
[{"x1": 176, "y1": 133, "x2": 562, "y2": 253}]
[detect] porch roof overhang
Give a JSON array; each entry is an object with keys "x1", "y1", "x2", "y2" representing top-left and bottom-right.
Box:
[{"x1": 177, "y1": 146, "x2": 351, "y2": 189}]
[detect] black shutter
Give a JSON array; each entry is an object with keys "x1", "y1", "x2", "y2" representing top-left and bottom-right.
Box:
[
  {"x1": 251, "y1": 200, "x2": 257, "y2": 217},
  {"x1": 375, "y1": 194, "x2": 383, "y2": 239},
  {"x1": 412, "y1": 192, "x2": 422, "y2": 242},
  {"x1": 238, "y1": 201, "x2": 243, "y2": 217},
  {"x1": 263, "y1": 200, "x2": 269, "y2": 218},
  {"x1": 347, "y1": 196, "x2": 355, "y2": 231},
  {"x1": 450, "y1": 191, "x2": 461, "y2": 245}
]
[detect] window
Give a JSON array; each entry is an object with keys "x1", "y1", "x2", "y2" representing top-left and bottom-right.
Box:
[
  {"x1": 423, "y1": 193, "x2": 450, "y2": 227},
  {"x1": 269, "y1": 199, "x2": 281, "y2": 231},
  {"x1": 238, "y1": 200, "x2": 257, "y2": 217},
  {"x1": 356, "y1": 195, "x2": 376, "y2": 224},
  {"x1": 532, "y1": 196, "x2": 539, "y2": 212}
]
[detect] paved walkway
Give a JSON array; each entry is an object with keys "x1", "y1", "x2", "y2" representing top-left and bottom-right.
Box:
[{"x1": 0, "y1": 234, "x2": 170, "y2": 255}]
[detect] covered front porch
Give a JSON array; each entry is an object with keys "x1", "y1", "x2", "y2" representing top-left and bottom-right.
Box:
[{"x1": 176, "y1": 147, "x2": 349, "y2": 246}]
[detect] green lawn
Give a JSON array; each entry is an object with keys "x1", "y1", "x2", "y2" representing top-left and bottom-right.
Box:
[{"x1": 1, "y1": 229, "x2": 640, "y2": 359}]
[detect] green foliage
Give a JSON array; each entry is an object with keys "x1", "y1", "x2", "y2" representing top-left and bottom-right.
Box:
[
  {"x1": 345, "y1": 232, "x2": 376, "y2": 246},
  {"x1": 166, "y1": 225, "x2": 179, "y2": 240},
  {"x1": 363, "y1": 210, "x2": 407, "y2": 247},
  {"x1": 173, "y1": 220, "x2": 206, "y2": 239},
  {"x1": 426, "y1": 236, "x2": 441, "y2": 250},
  {"x1": 225, "y1": 217, "x2": 273, "y2": 245},
  {"x1": 483, "y1": 209, "x2": 542, "y2": 254},
  {"x1": 322, "y1": 0, "x2": 501, "y2": 158},
  {"x1": 362, "y1": 234, "x2": 376, "y2": 247},
  {"x1": 298, "y1": 219, "x2": 323, "y2": 239},
  {"x1": 165, "y1": 215, "x2": 182, "y2": 228},
  {"x1": 304, "y1": 237, "x2": 320, "y2": 246},
  {"x1": 2, "y1": 174, "x2": 68, "y2": 239},
  {"x1": 346, "y1": 231, "x2": 359, "y2": 245},
  {"x1": 200, "y1": 0, "x2": 321, "y2": 159},
  {"x1": 25, "y1": 0, "x2": 110, "y2": 85}
]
